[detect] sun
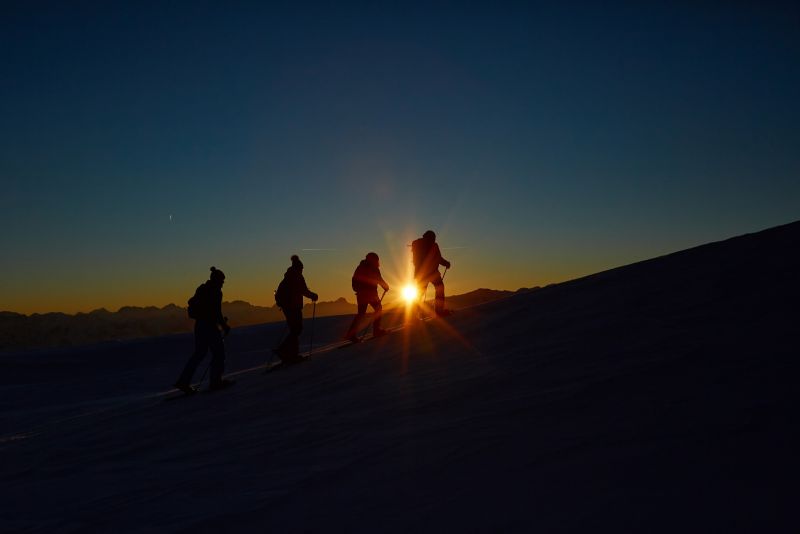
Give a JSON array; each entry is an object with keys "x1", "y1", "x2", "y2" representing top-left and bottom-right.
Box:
[{"x1": 401, "y1": 284, "x2": 419, "y2": 303}]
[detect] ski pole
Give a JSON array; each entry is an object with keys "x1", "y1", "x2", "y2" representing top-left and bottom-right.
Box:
[
  {"x1": 197, "y1": 362, "x2": 210, "y2": 388},
  {"x1": 308, "y1": 301, "x2": 316, "y2": 357},
  {"x1": 441, "y1": 266, "x2": 449, "y2": 281}
]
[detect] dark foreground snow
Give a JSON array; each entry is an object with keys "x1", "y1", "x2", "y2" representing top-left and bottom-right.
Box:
[{"x1": 2, "y1": 221, "x2": 799, "y2": 532}]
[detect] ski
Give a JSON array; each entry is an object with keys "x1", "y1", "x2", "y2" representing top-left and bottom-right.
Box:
[
  {"x1": 338, "y1": 334, "x2": 383, "y2": 349},
  {"x1": 262, "y1": 322, "x2": 404, "y2": 373},
  {"x1": 263, "y1": 353, "x2": 309, "y2": 374},
  {"x1": 163, "y1": 380, "x2": 235, "y2": 401},
  {"x1": 174, "y1": 383, "x2": 199, "y2": 395},
  {"x1": 337, "y1": 324, "x2": 403, "y2": 349},
  {"x1": 338, "y1": 336, "x2": 371, "y2": 349},
  {"x1": 416, "y1": 310, "x2": 455, "y2": 321}
]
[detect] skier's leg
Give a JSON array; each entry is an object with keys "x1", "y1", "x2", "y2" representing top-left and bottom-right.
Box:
[
  {"x1": 208, "y1": 329, "x2": 226, "y2": 386},
  {"x1": 277, "y1": 310, "x2": 290, "y2": 353},
  {"x1": 419, "y1": 271, "x2": 441, "y2": 317},
  {"x1": 417, "y1": 278, "x2": 428, "y2": 299},
  {"x1": 278, "y1": 308, "x2": 301, "y2": 355},
  {"x1": 416, "y1": 277, "x2": 430, "y2": 317},
  {"x1": 371, "y1": 299, "x2": 384, "y2": 333},
  {"x1": 432, "y1": 273, "x2": 446, "y2": 314},
  {"x1": 344, "y1": 315, "x2": 360, "y2": 339},
  {"x1": 345, "y1": 301, "x2": 368, "y2": 339},
  {"x1": 177, "y1": 323, "x2": 210, "y2": 385},
  {"x1": 283, "y1": 308, "x2": 303, "y2": 360}
]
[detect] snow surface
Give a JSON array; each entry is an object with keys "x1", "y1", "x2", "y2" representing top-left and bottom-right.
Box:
[{"x1": 1, "y1": 221, "x2": 798, "y2": 532}]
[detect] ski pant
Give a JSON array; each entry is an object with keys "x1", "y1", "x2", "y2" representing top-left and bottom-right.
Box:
[
  {"x1": 277, "y1": 307, "x2": 303, "y2": 360},
  {"x1": 416, "y1": 271, "x2": 445, "y2": 313},
  {"x1": 345, "y1": 295, "x2": 382, "y2": 338},
  {"x1": 178, "y1": 320, "x2": 225, "y2": 386}
]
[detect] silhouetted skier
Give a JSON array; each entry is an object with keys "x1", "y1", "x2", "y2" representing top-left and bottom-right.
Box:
[
  {"x1": 344, "y1": 252, "x2": 390, "y2": 343},
  {"x1": 274, "y1": 255, "x2": 318, "y2": 363},
  {"x1": 412, "y1": 230, "x2": 452, "y2": 316},
  {"x1": 175, "y1": 267, "x2": 233, "y2": 394}
]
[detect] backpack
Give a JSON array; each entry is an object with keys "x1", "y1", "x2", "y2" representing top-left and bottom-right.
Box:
[
  {"x1": 187, "y1": 284, "x2": 205, "y2": 319},
  {"x1": 351, "y1": 262, "x2": 369, "y2": 293},
  {"x1": 411, "y1": 238, "x2": 427, "y2": 270},
  {"x1": 275, "y1": 278, "x2": 289, "y2": 308}
]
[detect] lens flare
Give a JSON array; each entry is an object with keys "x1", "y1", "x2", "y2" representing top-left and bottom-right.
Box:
[{"x1": 401, "y1": 284, "x2": 418, "y2": 303}]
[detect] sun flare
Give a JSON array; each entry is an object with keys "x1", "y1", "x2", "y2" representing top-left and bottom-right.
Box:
[{"x1": 401, "y1": 284, "x2": 419, "y2": 303}]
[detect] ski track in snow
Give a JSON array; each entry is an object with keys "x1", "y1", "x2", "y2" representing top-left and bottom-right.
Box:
[{"x1": 0, "y1": 309, "x2": 447, "y2": 444}]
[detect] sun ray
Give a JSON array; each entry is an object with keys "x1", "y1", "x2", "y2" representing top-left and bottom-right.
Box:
[{"x1": 401, "y1": 284, "x2": 418, "y2": 303}]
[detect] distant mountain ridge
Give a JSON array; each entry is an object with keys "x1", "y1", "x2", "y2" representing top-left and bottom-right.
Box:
[
  {"x1": 0, "y1": 288, "x2": 531, "y2": 351},
  {"x1": 442, "y1": 287, "x2": 535, "y2": 309}
]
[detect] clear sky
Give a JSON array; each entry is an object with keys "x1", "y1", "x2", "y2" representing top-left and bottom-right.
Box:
[{"x1": 2, "y1": 2, "x2": 799, "y2": 314}]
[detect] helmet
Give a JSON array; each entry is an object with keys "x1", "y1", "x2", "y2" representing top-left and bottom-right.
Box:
[{"x1": 423, "y1": 230, "x2": 436, "y2": 241}]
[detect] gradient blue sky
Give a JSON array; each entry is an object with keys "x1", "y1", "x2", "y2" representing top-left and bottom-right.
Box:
[{"x1": 2, "y1": 1, "x2": 799, "y2": 314}]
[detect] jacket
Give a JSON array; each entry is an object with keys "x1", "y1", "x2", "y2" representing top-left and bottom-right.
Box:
[
  {"x1": 191, "y1": 281, "x2": 226, "y2": 325},
  {"x1": 280, "y1": 265, "x2": 315, "y2": 309},
  {"x1": 411, "y1": 238, "x2": 448, "y2": 277},
  {"x1": 352, "y1": 260, "x2": 388, "y2": 300}
]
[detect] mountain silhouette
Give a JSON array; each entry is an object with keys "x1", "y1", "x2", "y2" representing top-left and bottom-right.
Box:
[{"x1": 0, "y1": 290, "x2": 525, "y2": 351}]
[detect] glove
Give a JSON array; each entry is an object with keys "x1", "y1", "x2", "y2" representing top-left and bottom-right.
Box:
[
  {"x1": 444, "y1": 260, "x2": 451, "y2": 269},
  {"x1": 310, "y1": 292, "x2": 319, "y2": 302},
  {"x1": 382, "y1": 284, "x2": 390, "y2": 292}
]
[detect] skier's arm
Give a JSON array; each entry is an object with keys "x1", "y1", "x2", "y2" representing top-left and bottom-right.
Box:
[
  {"x1": 215, "y1": 294, "x2": 231, "y2": 334},
  {"x1": 301, "y1": 276, "x2": 319, "y2": 301},
  {"x1": 435, "y1": 244, "x2": 451, "y2": 269},
  {"x1": 377, "y1": 270, "x2": 389, "y2": 291}
]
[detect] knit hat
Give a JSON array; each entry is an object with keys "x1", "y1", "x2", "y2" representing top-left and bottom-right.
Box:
[
  {"x1": 291, "y1": 255, "x2": 303, "y2": 269},
  {"x1": 209, "y1": 266, "x2": 226, "y2": 282}
]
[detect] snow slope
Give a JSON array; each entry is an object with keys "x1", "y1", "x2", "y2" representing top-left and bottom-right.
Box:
[{"x1": 1, "y1": 221, "x2": 798, "y2": 532}]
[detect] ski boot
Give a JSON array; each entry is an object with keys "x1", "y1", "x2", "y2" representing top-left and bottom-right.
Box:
[{"x1": 174, "y1": 382, "x2": 198, "y2": 395}]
